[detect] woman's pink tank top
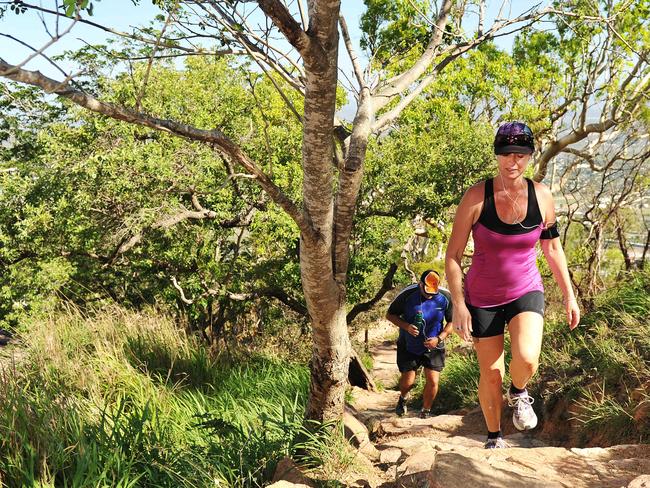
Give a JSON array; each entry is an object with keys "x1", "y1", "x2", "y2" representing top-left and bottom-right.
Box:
[{"x1": 464, "y1": 178, "x2": 544, "y2": 307}]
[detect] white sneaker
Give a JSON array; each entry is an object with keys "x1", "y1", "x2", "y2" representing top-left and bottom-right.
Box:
[{"x1": 506, "y1": 389, "x2": 537, "y2": 430}]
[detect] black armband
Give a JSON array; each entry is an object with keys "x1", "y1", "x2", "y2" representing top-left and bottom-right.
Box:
[{"x1": 540, "y1": 222, "x2": 560, "y2": 239}]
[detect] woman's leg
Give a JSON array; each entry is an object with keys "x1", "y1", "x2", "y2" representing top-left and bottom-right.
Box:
[
  {"x1": 474, "y1": 335, "x2": 505, "y2": 432},
  {"x1": 508, "y1": 312, "x2": 544, "y2": 389},
  {"x1": 507, "y1": 311, "x2": 544, "y2": 430}
]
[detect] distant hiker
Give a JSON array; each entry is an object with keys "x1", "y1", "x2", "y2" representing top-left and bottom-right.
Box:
[
  {"x1": 445, "y1": 121, "x2": 580, "y2": 449},
  {"x1": 386, "y1": 269, "x2": 453, "y2": 419}
]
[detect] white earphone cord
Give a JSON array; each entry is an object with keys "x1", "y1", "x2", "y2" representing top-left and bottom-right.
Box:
[{"x1": 498, "y1": 173, "x2": 540, "y2": 230}]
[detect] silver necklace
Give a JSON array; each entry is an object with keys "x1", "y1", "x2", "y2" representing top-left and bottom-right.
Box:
[{"x1": 498, "y1": 174, "x2": 539, "y2": 230}]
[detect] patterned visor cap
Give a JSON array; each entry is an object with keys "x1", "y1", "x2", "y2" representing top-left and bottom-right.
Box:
[
  {"x1": 493, "y1": 121, "x2": 535, "y2": 155},
  {"x1": 420, "y1": 270, "x2": 440, "y2": 294}
]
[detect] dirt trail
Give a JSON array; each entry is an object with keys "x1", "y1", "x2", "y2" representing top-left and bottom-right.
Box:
[{"x1": 339, "y1": 322, "x2": 650, "y2": 488}]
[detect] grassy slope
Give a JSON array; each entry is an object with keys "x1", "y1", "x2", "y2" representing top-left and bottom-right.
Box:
[
  {"x1": 1, "y1": 270, "x2": 646, "y2": 486},
  {"x1": 0, "y1": 306, "x2": 313, "y2": 487},
  {"x1": 536, "y1": 269, "x2": 650, "y2": 446}
]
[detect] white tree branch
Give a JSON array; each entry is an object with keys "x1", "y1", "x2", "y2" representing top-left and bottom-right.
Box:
[
  {"x1": 0, "y1": 59, "x2": 318, "y2": 244},
  {"x1": 339, "y1": 14, "x2": 365, "y2": 89}
]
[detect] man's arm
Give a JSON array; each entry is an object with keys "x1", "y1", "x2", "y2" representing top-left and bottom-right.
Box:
[
  {"x1": 440, "y1": 287, "x2": 454, "y2": 340},
  {"x1": 386, "y1": 313, "x2": 419, "y2": 337},
  {"x1": 439, "y1": 321, "x2": 454, "y2": 341},
  {"x1": 386, "y1": 287, "x2": 419, "y2": 337},
  {"x1": 423, "y1": 320, "x2": 453, "y2": 348}
]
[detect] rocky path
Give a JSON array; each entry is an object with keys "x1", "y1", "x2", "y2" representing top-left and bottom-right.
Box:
[{"x1": 270, "y1": 322, "x2": 650, "y2": 487}]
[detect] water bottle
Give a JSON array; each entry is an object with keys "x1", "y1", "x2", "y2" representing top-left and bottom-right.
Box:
[
  {"x1": 414, "y1": 310, "x2": 430, "y2": 352},
  {"x1": 414, "y1": 311, "x2": 424, "y2": 335}
]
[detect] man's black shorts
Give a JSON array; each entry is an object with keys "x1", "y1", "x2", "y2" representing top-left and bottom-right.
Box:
[
  {"x1": 467, "y1": 290, "x2": 545, "y2": 338},
  {"x1": 396, "y1": 338, "x2": 445, "y2": 372}
]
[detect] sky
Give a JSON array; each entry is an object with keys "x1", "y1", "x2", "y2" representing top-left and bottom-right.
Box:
[
  {"x1": 1, "y1": 1, "x2": 545, "y2": 76},
  {"x1": 0, "y1": 1, "x2": 545, "y2": 120}
]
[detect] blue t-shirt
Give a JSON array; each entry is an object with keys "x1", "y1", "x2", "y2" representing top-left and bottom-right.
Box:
[{"x1": 387, "y1": 284, "x2": 453, "y2": 355}]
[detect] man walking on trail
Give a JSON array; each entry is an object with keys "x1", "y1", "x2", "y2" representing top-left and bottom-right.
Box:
[{"x1": 386, "y1": 270, "x2": 453, "y2": 418}]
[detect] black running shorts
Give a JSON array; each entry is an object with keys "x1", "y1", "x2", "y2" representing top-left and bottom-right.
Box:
[
  {"x1": 396, "y1": 337, "x2": 446, "y2": 372},
  {"x1": 467, "y1": 290, "x2": 545, "y2": 338}
]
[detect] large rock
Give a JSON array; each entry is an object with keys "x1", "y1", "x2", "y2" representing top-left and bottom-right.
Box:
[
  {"x1": 380, "y1": 436, "x2": 438, "y2": 456},
  {"x1": 379, "y1": 413, "x2": 468, "y2": 438},
  {"x1": 628, "y1": 475, "x2": 650, "y2": 488},
  {"x1": 348, "y1": 387, "x2": 396, "y2": 427},
  {"x1": 378, "y1": 447, "x2": 402, "y2": 464},
  {"x1": 271, "y1": 457, "x2": 314, "y2": 487},
  {"x1": 428, "y1": 444, "x2": 650, "y2": 488},
  {"x1": 429, "y1": 450, "x2": 561, "y2": 488},
  {"x1": 266, "y1": 482, "x2": 312, "y2": 488},
  {"x1": 503, "y1": 432, "x2": 547, "y2": 448},
  {"x1": 395, "y1": 450, "x2": 436, "y2": 488},
  {"x1": 343, "y1": 405, "x2": 381, "y2": 461}
]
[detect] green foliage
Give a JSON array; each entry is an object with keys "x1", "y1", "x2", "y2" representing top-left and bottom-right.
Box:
[
  {"x1": 433, "y1": 341, "x2": 480, "y2": 413},
  {"x1": 363, "y1": 99, "x2": 494, "y2": 222},
  {"x1": 63, "y1": 0, "x2": 91, "y2": 17},
  {"x1": 536, "y1": 269, "x2": 650, "y2": 445},
  {"x1": 360, "y1": 0, "x2": 433, "y2": 69},
  {"x1": 0, "y1": 56, "x2": 305, "y2": 335},
  {"x1": 0, "y1": 305, "x2": 318, "y2": 487},
  {"x1": 0, "y1": 50, "x2": 384, "y2": 339}
]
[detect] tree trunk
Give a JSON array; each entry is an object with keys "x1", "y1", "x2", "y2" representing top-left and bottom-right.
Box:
[
  {"x1": 586, "y1": 224, "x2": 603, "y2": 298},
  {"x1": 616, "y1": 222, "x2": 633, "y2": 270},
  {"x1": 299, "y1": 0, "x2": 350, "y2": 422},
  {"x1": 305, "y1": 289, "x2": 352, "y2": 421},
  {"x1": 641, "y1": 230, "x2": 650, "y2": 270}
]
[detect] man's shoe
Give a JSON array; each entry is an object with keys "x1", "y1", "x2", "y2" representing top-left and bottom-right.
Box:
[
  {"x1": 419, "y1": 409, "x2": 432, "y2": 419},
  {"x1": 395, "y1": 396, "x2": 407, "y2": 416},
  {"x1": 507, "y1": 389, "x2": 538, "y2": 430},
  {"x1": 484, "y1": 437, "x2": 509, "y2": 449}
]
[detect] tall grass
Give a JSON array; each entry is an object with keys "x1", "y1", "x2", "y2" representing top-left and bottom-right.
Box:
[
  {"x1": 0, "y1": 305, "x2": 319, "y2": 487},
  {"x1": 536, "y1": 269, "x2": 650, "y2": 446},
  {"x1": 408, "y1": 342, "x2": 479, "y2": 414}
]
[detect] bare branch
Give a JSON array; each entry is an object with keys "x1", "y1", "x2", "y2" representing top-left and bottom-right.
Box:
[
  {"x1": 135, "y1": 1, "x2": 179, "y2": 111},
  {"x1": 257, "y1": 287, "x2": 308, "y2": 315},
  {"x1": 4, "y1": 10, "x2": 78, "y2": 74},
  {"x1": 202, "y1": 1, "x2": 306, "y2": 80},
  {"x1": 111, "y1": 206, "x2": 218, "y2": 261},
  {"x1": 194, "y1": 2, "x2": 306, "y2": 97},
  {"x1": 534, "y1": 120, "x2": 617, "y2": 181},
  {"x1": 374, "y1": 0, "x2": 453, "y2": 104},
  {"x1": 13, "y1": 1, "x2": 189, "y2": 52},
  {"x1": 256, "y1": 0, "x2": 327, "y2": 71},
  {"x1": 171, "y1": 276, "x2": 308, "y2": 315},
  {"x1": 237, "y1": 33, "x2": 303, "y2": 122},
  {"x1": 0, "y1": 59, "x2": 318, "y2": 244},
  {"x1": 346, "y1": 263, "x2": 398, "y2": 324},
  {"x1": 372, "y1": 5, "x2": 553, "y2": 130},
  {"x1": 297, "y1": 0, "x2": 308, "y2": 30},
  {"x1": 171, "y1": 276, "x2": 195, "y2": 304},
  {"x1": 339, "y1": 14, "x2": 365, "y2": 89},
  {"x1": 478, "y1": 0, "x2": 485, "y2": 36},
  {"x1": 562, "y1": 147, "x2": 603, "y2": 172},
  {"x1": 0, "y1": 33, "x2": 71, "y2": 79}
]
